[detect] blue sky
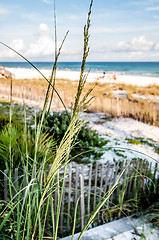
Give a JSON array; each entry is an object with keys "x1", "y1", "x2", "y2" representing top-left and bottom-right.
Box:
[{"x1": 0, "y1": 0, "x2": 159, "y2": 61}]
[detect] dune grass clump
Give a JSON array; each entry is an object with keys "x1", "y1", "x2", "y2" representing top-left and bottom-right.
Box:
[
  {"x1": 0, "y1": 1, "x2": 117, "y2": 239},
  {"x1": 38, "y1": 111, "x2": 108, "y2": 163},
  {"x1": 1, "y1": 1, "x2": 158, "y2": 239}
]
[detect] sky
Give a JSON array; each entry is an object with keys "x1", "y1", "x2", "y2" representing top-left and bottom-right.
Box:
[{"x1": 0, "y1": 0, "x2": 159, "y2": 62}]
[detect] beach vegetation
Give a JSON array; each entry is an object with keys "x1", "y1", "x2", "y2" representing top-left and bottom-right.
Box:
[
  {"x1": 0, "y1": 0, "x2": 159, "y2": 239},
  {"x1": 0, "y1": 115, "x2": 22, "y2": 131},
  {"x1": 113, "y1": 149, "x2": 127, "y2": 158},
  {"x1": 0, "y1": 0, "x2": 120, "y2": 239},
  {"x1": 0, "y1": 103, "x2": 108, "y2": 164},
  {"x1": 39, "y1": 111, "x2": 108, "y2": 163},
  {"x1": 125, "y1": 138, "x2": 142, "y2": 145},
  {"x1": 125, "y1": 137, "x2": 159, "y2": 154},
  {"x1": 1, "y1": 77, "x2": 159, "y2": 126}
]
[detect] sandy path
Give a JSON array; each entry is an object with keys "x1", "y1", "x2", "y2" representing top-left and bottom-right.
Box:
[{"x1": 82, "y1": 112, "x2": 159, "y2": 167}]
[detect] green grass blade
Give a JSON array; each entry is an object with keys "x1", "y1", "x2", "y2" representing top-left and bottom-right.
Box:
[{"x1": 0, "y1": 41, "x2": 66, "y2": 111}]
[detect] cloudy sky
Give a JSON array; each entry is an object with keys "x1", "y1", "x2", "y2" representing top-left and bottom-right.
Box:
[{"x1": 0, "y1": 0, "x2": 159, "y2": 61}]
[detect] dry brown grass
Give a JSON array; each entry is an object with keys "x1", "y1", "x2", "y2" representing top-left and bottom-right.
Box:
[
  {"x1": 1, "y1": 77, "x2": 158, "y2": 99},
  {"x1": 0, "y1": 77, "x2": 159, "y2": 126}
]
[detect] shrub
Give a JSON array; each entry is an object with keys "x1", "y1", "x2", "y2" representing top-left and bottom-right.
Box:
[
  {"x1": 0, "y1": 115, "x2": 23, "y2": 132},
  {"x1": 40, "y1": 111, "x2": 109, "y2": 163}
]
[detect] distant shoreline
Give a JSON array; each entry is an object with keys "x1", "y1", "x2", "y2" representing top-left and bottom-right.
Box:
[
  {"x1": 0, "y1": 61, "x2": 159, "y2": 78},
  {"x1": 3, "y1": 67, "x2": 159, "y2": 87}
]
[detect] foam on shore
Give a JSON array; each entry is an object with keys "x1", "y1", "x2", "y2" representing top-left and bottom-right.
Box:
[{"x1": 6, "y1": 67, "x2": 159, "y2": 87}]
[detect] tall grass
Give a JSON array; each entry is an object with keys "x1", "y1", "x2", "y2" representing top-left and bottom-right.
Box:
[
  {"x1": 0, "y1": 0, "x2": 105, "y2": 239},
  {"x1": 1, "y1": 0, "x2": 158, "y2": 239}
]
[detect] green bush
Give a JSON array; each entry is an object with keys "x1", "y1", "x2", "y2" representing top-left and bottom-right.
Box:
[
  {"x1": 40, "y1": 111, "x2": 109, "y2": 163},
  {"x1": 0, "y1": 115, "x2": 23, "y2": 132},
  {"x1": 0, "y1": 115, "x2": 10, "y2": 131}
]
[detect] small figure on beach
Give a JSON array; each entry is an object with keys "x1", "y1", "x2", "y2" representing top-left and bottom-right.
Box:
[
  {"x1": 97, "y1": 71, "x2": 106, "y2": 81},
  {"x1": 113, "y1": 73, "x2": 117, "y2": 80},
  {"x1": 96, "y1": 71, "x2": 118, "y2": 81}
]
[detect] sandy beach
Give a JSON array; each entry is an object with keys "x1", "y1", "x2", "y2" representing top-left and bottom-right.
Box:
[{"x1": 5, "y1": 67, "x2": 159, "y2": 87}]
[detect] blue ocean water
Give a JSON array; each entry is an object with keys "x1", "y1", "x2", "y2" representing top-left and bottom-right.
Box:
[{"x1": 0, "y1": 62, "x2": 159, "y2": 77}]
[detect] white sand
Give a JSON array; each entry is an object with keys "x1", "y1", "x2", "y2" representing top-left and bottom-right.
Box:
[
  {"x1": 82, "y1": 112, "x2": 159, "y2": 167},
  {"x1": 5, "y1": 67, "x2": 159, "y2": 87}
]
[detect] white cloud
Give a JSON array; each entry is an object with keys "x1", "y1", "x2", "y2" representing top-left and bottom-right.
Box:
[
  {"x1": 0, "y1": 7, "x2": 9, "y2": 16},
  {"x1": 116, "y1": 41, "x2": 129, "y2": 51},
  {"x1": 88, "y1": 49, "x2": 159, "y2": 62},
  {"x1": 0, "y1": 39, "x2": 26, "y2": 59},
  {"x1": 25, "y1": 23, "x2": 54, "y2": 57},
  {"x1": 116, "y1": 36, "x2": 154, "y2": 51},
  {"x1": 0, "y1": 23, "x2": 55, "y2": 59},
  {"x1": 11, "y1": 39, "x2": 26, "y2": 52},
  {"x1": 25, "y1": 35, "x2": 54, "y2": 57},
  {"x1": 39, "y1": 23, "x2": 50, "y2": 34},
  {"x1": 145, "y1": 6, "x2": 159, "y2": 11}
]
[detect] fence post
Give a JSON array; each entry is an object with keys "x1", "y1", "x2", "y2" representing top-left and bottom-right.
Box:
[
  {"x1": 111, "y1": 161, "x2": 119, "y2": 203},
  {"x1": 122, "y1": 161, "x2": 128, "y2": 201},
  {"x1": 93, "y1": 162, "x2": 98, "y2": 210},
  {"x1": 116, "y1": 161, "x2": 124, "y2": 198},
  {"x1": 87, "y1": 164, "x2": 92, "y2": 219},
  {"x1": 80, "y1": 172, "x2": 85, "y2": 230},
  {"x1": 98, "y1": 163, "x2": 104, "y2": 222},
  {"x1": 23, "y1": 166, "x2": 26, "y2": 197},
  {"x1": 60, "y1": 176, "x2": 66, "y2": 235},
  {"x1": 14, "y1": 168, "x2": 18, "y2": 203},
  {"x1": 75, "y1": 163, "x2": 79, "y2": 206},
  {"x1": 153, "y1": 163, "x2": 158, "y2": 180},
  {"x1": 104, "y1": 163, "x2": 110, "y2": 193},
  {"x1": 133, "y1": 161, "x2": 140, "y2": 197},
  {"x1": 67, "y1": 163, "x2": 72, "y2": 233},
  {"x1": 108, "y1": 164, "x2": 115, "y2": 207},
  {"x1": 4, "y1": 169, "x2": 7, "y2": 201}
]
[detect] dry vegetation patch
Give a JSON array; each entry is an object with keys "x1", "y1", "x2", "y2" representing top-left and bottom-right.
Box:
[{"x1": 0, "y1": 77, "x2": 159, "y2": 126}]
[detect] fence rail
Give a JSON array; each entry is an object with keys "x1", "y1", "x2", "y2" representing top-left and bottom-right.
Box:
[{"x1": 3, "y1": 160, "x2": 158, "y2": 236}]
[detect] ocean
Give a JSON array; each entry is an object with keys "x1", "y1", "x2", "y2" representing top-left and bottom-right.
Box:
[{"x1": 0, "y1": 62, "x2": 159, "y2": 78}]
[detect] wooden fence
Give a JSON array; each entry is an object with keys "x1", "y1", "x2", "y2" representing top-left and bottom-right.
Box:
[
  {"x1": 3, "y1": 160, "x2": 158, "y2": 236},
  {"x1": 89, "y1": 97, "x2": 159, "y2": 126},
  {"x1": 0, "y1": 81, "x2": 158, "y2": 126}
]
